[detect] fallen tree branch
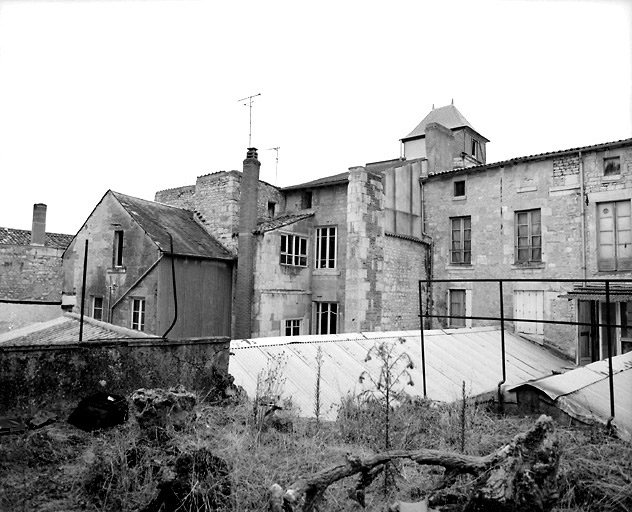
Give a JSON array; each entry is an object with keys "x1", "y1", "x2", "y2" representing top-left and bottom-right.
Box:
[{"x1": 269, "y1": 414, "x2": 559, "y2": 512}]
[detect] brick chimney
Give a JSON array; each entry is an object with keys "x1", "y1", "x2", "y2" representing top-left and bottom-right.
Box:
[
  {"x1": 234, "y1": 148, "x2": 261, "y2": 339},
  {"x1": 31, "y1": 203, "x2": 47, "y2": 246}
]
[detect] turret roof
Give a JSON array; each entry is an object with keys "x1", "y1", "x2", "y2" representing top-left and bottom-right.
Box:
[{"x1": 402, "y1": 104, "x2": 488, "y2": 142}]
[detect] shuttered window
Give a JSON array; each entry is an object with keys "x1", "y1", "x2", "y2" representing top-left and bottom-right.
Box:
[{"x1": 597, "y1": 201, "x2": 632, "y2": 271}]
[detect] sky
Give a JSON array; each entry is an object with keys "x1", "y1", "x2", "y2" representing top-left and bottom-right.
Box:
[{"x1": 0, "y1": 0, "x2": 630, "y2": 235}]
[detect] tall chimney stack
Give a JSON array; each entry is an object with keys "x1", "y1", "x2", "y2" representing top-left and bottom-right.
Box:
[
  {"x1": 234, "y1": 148, "x2": 261, "y2": 339},
  {"x1": 31, "y1": 203, "x2": 47, "y2": 246}
]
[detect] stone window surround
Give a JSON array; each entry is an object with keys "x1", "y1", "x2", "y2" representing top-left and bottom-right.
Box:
[{"x1": 131, "y1": 297, "x2": 146, "y2": 331}]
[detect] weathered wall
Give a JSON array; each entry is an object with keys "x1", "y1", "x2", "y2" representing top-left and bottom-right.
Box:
[
  {"x1": 0, "y1": 244, "x2": 65, "y2": 301},
  {"x1": 63, "y1": 192, "x2": 162, "y2": 328},
  {"x1": 424, "y1": 142, "x2": 632, "y2": 359},
  {"x1": 153, "y1": 185, "x2": 196, "y2": 210},
  {"x1": 381, "y1": 235, "x2": 428, "y2": 331},
  {"x1": 344, "y1": 168, "x2": 385, "y2": 332},
  {"x1": 311, "y1": 184, "x2": 348, "y2": 329},
  {"x1": 0, "y1": 336, "x2": 230, "y2": 413},
  {"x1": 252, "y1": 218, "x2": 313, "y2": 337}
]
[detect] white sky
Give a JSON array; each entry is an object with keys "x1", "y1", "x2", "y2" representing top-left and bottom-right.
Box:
[{"x1": 0, "y1": 0, "x2": 630, "y2": 235}]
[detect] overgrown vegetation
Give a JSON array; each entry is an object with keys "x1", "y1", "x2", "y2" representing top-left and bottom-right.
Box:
[{"x1": 1, "y1": 376, "x2": 630, "y2": 511}]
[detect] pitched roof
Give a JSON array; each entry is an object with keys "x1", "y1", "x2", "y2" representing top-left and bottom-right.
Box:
[
  {"x1": 282, "y1": 171, "x2": 349, "y2": 191},
  {"x1": 0, "y1": 227, "x2": 74, "y2": 249},
  {"x1": 0, "y1": 313, "x2": 158, "y2": 346},
  {"x1": 255, "y1": 212, "x2": 315, "y2": 234},
  {"x1": 229, "y1": 326, "x2": 570, "y2": 420},
  {"x1": 509, "y1": 351, "x2": 632, "y2": 441},
  {"x1": 111, "y1": 191, "x2": 233, "y2": 260},
  {"x1": 426, "y1": 137, "x2": 632, "y2": 179},
  {"x1": 402, "y1": 104, "x2": 486, "y2": 142}
]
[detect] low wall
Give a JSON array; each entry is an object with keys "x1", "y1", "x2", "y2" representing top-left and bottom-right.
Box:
[{"x1": 0, "y1": 337, "x2": 230, "y2": 413}]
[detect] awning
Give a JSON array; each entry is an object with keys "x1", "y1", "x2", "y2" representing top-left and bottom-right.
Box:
[{"x1": 559, "y1": 284, "x2": 632, "y2": 302}]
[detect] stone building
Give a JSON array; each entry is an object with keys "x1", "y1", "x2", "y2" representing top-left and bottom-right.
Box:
[
  {"x1": 156, "y1": 148, "x2": 433, "y2": 338},
  {"x1": 0, "y1": 204, "x2": 73, "y2": 332},
  {"x1": 62, "y1": 191, "x2": 234, "y2": 337},
  {"x1": 422, "y1": 135, "x2": 632, "y2": 363}
]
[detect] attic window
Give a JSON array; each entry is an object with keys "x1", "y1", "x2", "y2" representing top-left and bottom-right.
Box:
[
  {"x1": 604, "y1": 156, "x2": 621, "y2": 176},
  {"x1": 454, "y1": 180, "x2": 466, "y2": 197},
  {"x1": 268, "y1": 201, "x2": 276, "y2": 218},
  {"x1": 113, "y1": 230, "x2": 124, "y2": 267}
]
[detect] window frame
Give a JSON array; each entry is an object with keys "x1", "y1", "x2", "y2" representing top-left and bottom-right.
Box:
[
  {"x1": 603, "y1": 156, "x2": 621, "y2": 176},
  {"x1": 315, "y1": 302, "x2": 338, "y2": 334},
  {"x1": 280, "y1": 233, "x2": 308, "y2": 267},
  {"x1": 449, "y1": 216, "x2": 472, "y2": 265},
  {"x1": 131, "y1": 297, "x2": 146, "y2": 331},
  {"x1": 448, "y1": 289, "x2": 467, "y2": 328},
  {"x1": 514, "y1": 209, "x2": 542, "y2": 264},
  {"x1": 315, "y1": 226, "x2": 337, "y2": 269},
  {"x1": 92, "y1": 296, "x2": 104, "y2": 321},
  {"x1": 453, "y1": 180, "x2": 466, "y2": 197},
  {"x1": 113, "y1": 230, "x2": 124, "y2": 268},
  {"x1": 597, "y1": 200, "x2": 632, "y2": 271},
  {"x1": 285, "y1": 319, "x2": 302, "y2": 336}
]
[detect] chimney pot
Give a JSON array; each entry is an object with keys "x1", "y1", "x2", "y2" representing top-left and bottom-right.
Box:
[
  {"x1": 31, "y1": 203, "x2": 47, "y2": 246},
  {"x1": 246, "y1": 147, "x2": 258, "y2": 160}
]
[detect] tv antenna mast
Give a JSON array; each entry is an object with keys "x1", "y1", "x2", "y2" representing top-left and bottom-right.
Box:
[
  {"x1": 267, "y1": 146, "x2": 280, "y2": 184},
  {"x1": 237, "y1": 93, "x2": 261, "y2": 147}
]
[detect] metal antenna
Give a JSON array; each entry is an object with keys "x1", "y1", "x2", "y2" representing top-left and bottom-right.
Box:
[
  {"x1": 238, "y1": 93, "x2": 261, "y2": 147},
  {"x1": 267, "y1": 146, "x2": 280, "y2": 184}
]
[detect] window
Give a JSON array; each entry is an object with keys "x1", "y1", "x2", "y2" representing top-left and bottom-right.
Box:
[
  {"x1": 471, "y1": 138, "x2": 480, "y2": 158},
  {"x1": 268, "y1": 201, "x2": 276, "y2": 218},
  {"x1": 131, "y1": 298, "x2": 145, "y2": 331},
  {"x1": 285, "y1": 319, "x2": 301, "y2": 336},
  {"x1": 92, "y1": 296, "x2": 104, "y2": 321},
  {"x1": 301, "y1": 191, "x2": 313, "y2": 210},
  {"x1": 454, "y1": 180, "x2": 465, "y2": 197},
  {"x1": 515, "y1": 209, "x2": 541, "y2": 264},
  {"x1": 113, "y1": 230, "x2": 124, "y2": 267},
  {"x1": 597, "y1": 201, "x2": 632, "y2": 271},
  {"x1": 449, "y1": 290, "x2": 466, "y2": 328},
  {"x1": 603, "y1": 156, "x2": 621, "y2": 176},
  {"x1": 280, "y1": 234, "x2": 308, "y2": 266},
  {"x1": 315, "y1": 302, "x2": 338, "y2": 334},
  {"x1": 450, "y1": 217, "x2": 471, "y2": 264},
  {"x1": 621, "y1": 302, "x2": 632, "y2": 354},
  {"x1": 315, "y1": 226, "x2": 337, "y2": 269}
]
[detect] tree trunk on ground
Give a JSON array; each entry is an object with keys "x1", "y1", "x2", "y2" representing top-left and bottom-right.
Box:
[{"x1": 268, "y1": 414, "x2": 559, "y2": 512}]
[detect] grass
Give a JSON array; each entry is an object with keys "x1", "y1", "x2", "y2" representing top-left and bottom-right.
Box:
[{"x1": 0, "y1": 394, "x2": 630, "y2": 511}]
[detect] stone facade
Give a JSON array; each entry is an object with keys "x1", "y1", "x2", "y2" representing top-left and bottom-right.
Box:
[{"x1": 423, "y1": 141, "x2": 632, "y2": 361}]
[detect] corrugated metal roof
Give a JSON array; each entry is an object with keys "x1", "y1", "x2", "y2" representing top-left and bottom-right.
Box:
[
  {"x1": 427, "y1": 137, "x2": 632, "y2": 179},
  {"x1": 0, "y1": 313, "x2": 158, "y2": 346},
  {"x1": 255, "y1": 212, "x2": 315, "y2": 234},
  {"x1": 229, "y1": 327, "x2": 570, "y2": 420},
  {"x1": 111, "y1": 191, "x2": 233, "y2": 260},
  {"x1": 0, "y1": 227, "x2": 74, "y2": 249},
  {"x1": 401, "y1": 104, "x2": 488, "y2": 142},
  {"x1": 282, "y1": 171, "x2": 349, "y2": 191},
  {"x1": 509, "y1": 352, "x2": 632, "y2": 440}
]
